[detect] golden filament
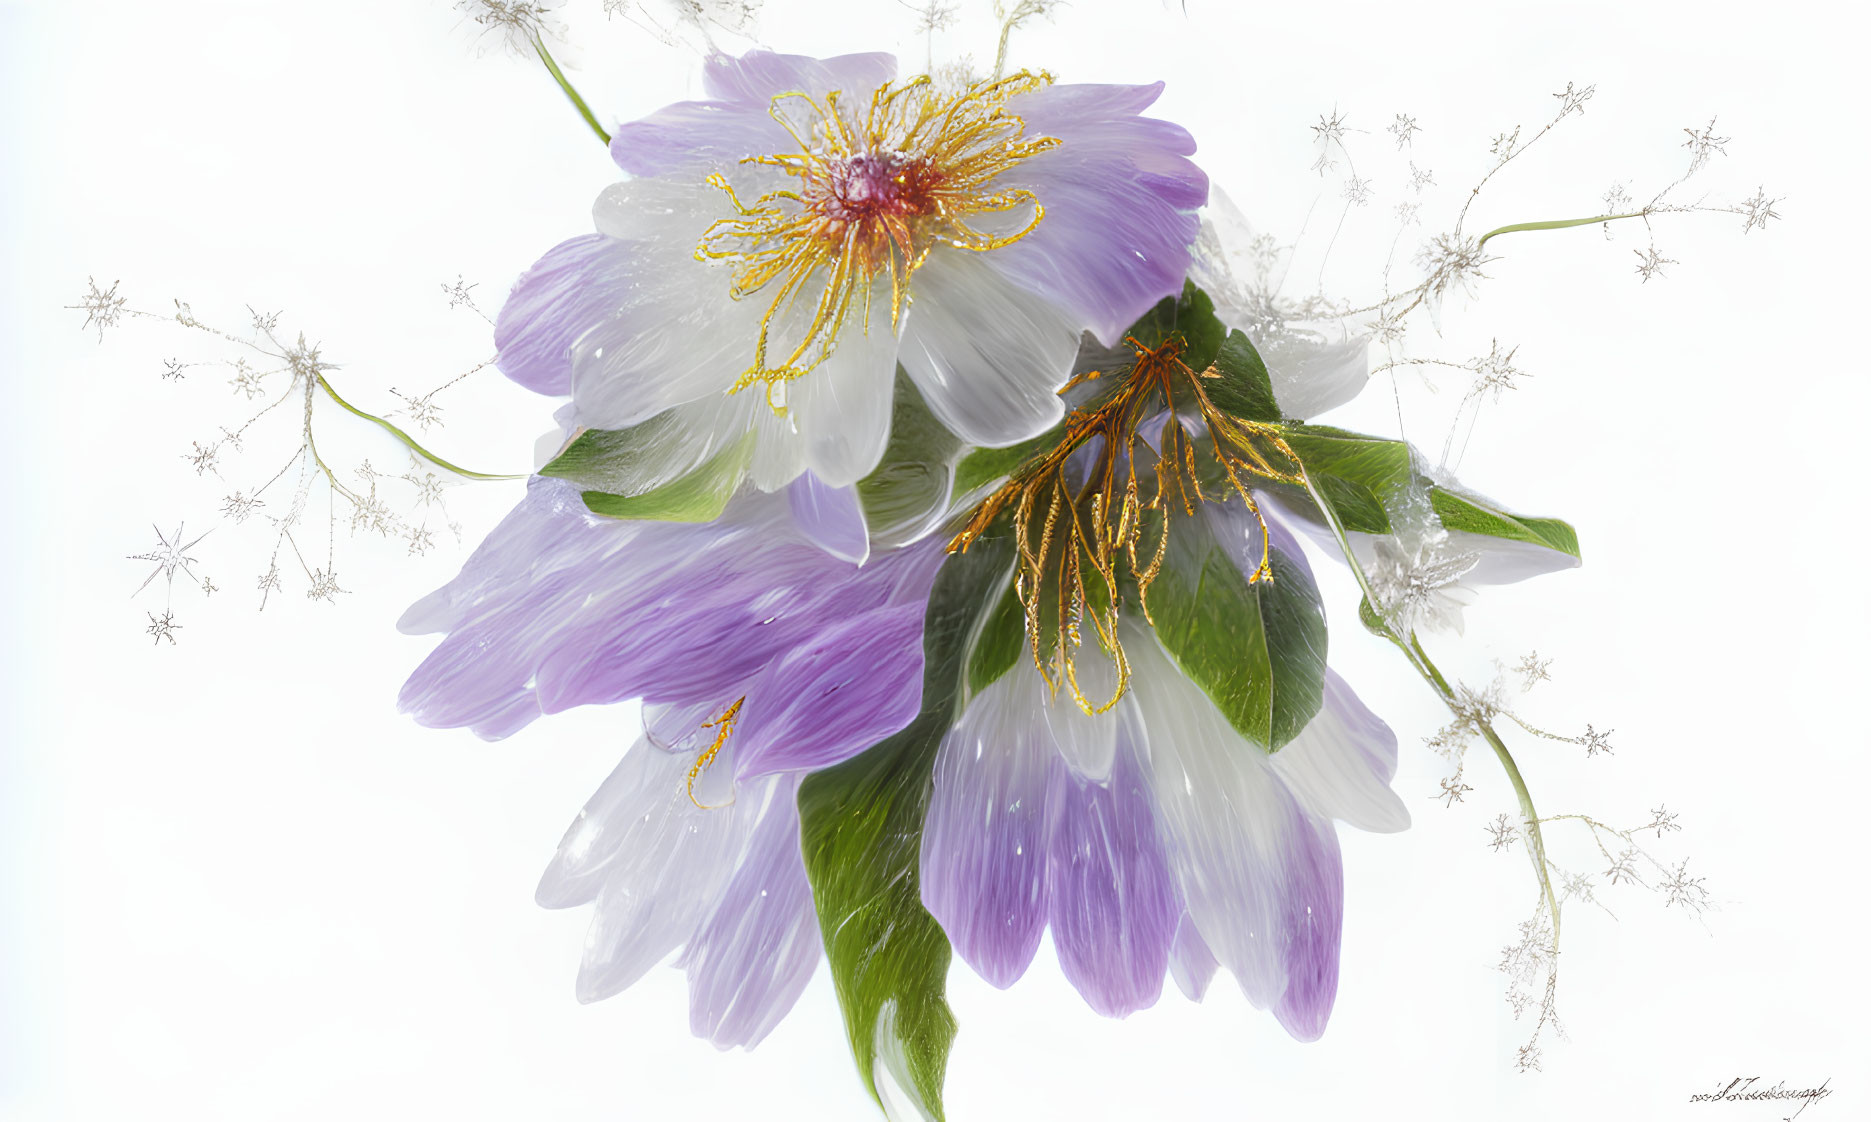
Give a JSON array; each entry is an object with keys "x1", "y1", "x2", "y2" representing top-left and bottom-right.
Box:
[
  {"x1": 948, "y1": 336, "x2": 1309, "y2": 715},
  {"x1": 696, "y1": 71, "x2": 1060, "y2": 411},
  {"x1": 685, "y1": 696, "x2": 746, "y2": 810}
]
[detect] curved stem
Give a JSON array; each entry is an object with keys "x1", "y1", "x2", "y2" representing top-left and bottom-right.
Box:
[
  {"x1": 1295, "y1": 454, "x2": 1561, "y2": 941},
  {"x1": 314, "y1": 374, "x2": 526, "y2": 481},
  {"x1": 1409, "y1": 635, "x2": 1561, "y2": 942},
  {"x1": 1476, "y1": 211, "x2": 1645, "y2": 252},
  {"x1": 533, "y1": 37, "x2": 611, "y2": 145}
]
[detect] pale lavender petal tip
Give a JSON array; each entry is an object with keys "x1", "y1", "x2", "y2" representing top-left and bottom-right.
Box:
[
  {"x1": 1272, "y1": 814, "x2": 1344, "y2": 1042},
  {"x1": 786, "y1": 472, "x2": 870, "y2": 565},
  {"x1": 1044, "y1": 730, "x2": 1178, "y2": 1018},
  {"x1": 921, "y1": 679, "x2": 1053, "y2": 988},
  {"x1": 679, "y1": 777, "x2": 822, "y2": 1050},
  {"x1": 495, "y1": 234, "x2": 632, "y2": 397}
]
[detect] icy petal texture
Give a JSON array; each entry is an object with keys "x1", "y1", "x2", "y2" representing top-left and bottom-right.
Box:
[
  {"x1": 1044, "y1": 707, "x2": 1177, "y2": 1017},
  {"x1": 1123, "y1": 627, "x2": 1363, "y2": 1037},
  {"x1": 677, "y1": 775, "x2": 822, "y2": 1049},
  {"x1": 989, "y1": 82, "x2": 1209, "y2": 347},
  {"x1": 399, "y1": 479, "x2": 939, "y2": 742},
  {"x1": 896, "y1": 251, "x2": 1081, "y2": 447},
  {"x1": 921, "y1": 671, "x2": 1054, "y2": 988}
]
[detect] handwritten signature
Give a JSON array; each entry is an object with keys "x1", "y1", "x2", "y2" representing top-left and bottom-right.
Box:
[{"x1": 1688, "y1": 1077, "x2": 1833, "y2": 1120}]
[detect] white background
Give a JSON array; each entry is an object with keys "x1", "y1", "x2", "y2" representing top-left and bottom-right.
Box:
[{"x1": 4, "y1": 0, "x2": 1867, "y2": 1119}]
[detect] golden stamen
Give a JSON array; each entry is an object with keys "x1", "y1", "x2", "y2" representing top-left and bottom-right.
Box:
[
  {"x1": 697, "y1": 71, "x2": 1061, "y2": 412},
  {"x1": 947, "y1": 337, "x2": 1309, "y2": 715}
]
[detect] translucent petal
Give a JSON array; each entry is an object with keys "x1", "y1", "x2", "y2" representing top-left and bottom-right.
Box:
[
  {"x1": 920, "y1": 671, "x2": 1053, "y2": 988},
  {"x1": 897, "y1": 251, "x2": 1079, "y2": 447}
]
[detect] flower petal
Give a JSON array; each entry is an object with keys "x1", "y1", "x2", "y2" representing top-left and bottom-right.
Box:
[
  {"x1": 1270, "y1": 809, "x2": 1343, "y2": 1042},
  {"x1": 701, "y1": 49, "x2": 897, "y2": 107},
  {"x1": 1039, "y1": 653, "x2": 1120, "y2": 782},
  {"x1": 920, "y1": 671, "x2": 1053, "y2": 988},
  {"x1": 563, "y1": 743, "x2": 762, "y2": 1003},
  {"x1": 494, "y1": 234, "x2": 630, "y2": 397},
  {"x1": 1167, "y1": 912, "x2": 1219, "y2": 1001},
  {"x1": 1270, "y1": 670, "x2": 1410, "y2": 834},
  {"x1": 399, "y1": 481, "x2": 908, "y2": 738},
  {"x1": 780, "y1": 282, "x2": 900, "y2": 487},
  {"x1": 1044, "y1": 708, "x2": 1177, "y2": 1017},
  {"x1": 535, "y1": 734, "x2": 683, "y2": 910},
  {"x1": 987, "y1": 82, "x2": 1208, "y2": 346},
  {"x1": 898, "y1": 250, "x2": 1080, "y2": 447},
  {"x1": 565, "y1": 183, "x2": 765, "y2": 430},
  {"x1": 678, "y1": 775, "x2": 822, "y2": 1050},
  {"x1": 1125, "y1": 627, "x2": 1309, "y2": 1012},
  {"x1": 786, "y1": 472, "x2": 870, "y2": 564},
  {"x1": 732, "y1": 599, "x2": 934, "y2": 779}
]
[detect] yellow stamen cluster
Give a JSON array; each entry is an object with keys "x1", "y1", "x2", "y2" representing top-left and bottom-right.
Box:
[
  {"x1": 948, "y1": 337, "x2": 1307, "y2": 716},
  {"x1": 697, "y1": 71, "x2": 1060, "y2": 410}
]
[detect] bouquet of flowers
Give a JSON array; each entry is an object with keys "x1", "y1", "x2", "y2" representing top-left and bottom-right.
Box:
[{"x1": 75, "y1": 2, "x2": 1789, "y2": 1117}]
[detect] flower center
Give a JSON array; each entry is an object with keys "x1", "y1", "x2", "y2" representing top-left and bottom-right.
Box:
[{"x1": 698, "y1": 71, "x2": 1061, "y2": 410}]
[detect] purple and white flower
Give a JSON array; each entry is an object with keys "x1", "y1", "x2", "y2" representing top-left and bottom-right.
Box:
[
  {"x1": 921, "y1": 517, "x2": 1410, "y2": 1037},
  {"x1": 399, "y1": 477, "x2": 943, "y2": 1046},
  {"x1": 496, "y1": 49, "x2": 1208, "y2": 495}
]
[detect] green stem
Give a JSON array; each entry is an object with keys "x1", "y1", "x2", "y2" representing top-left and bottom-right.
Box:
[
  {"x1": 314, "y1": 374, "x2": 526, "y2": 482},
  {"x1": 533, "y1": 37, "x2": 611, "y2": 145},
  {"x1": 1475, "y1": 211, "x2": 1645, "y2": 252},
  {"x1": 1294, "y1": 453, "x2": 1561, "y2": 941},
  {"x1": 1407, "y1": 635, "x2": 1561, "y2": 943}
]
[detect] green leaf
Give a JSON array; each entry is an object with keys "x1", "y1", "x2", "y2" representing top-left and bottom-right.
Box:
[
  {"x1": 1127, "y1": 279, "x2": 1226, "y2": 371},
  {"x1": 1205, "y1": 328, "x2": 1284, "y2": 423},
  {"x1": 965, "y1": 576, "x2": 1027, "y2": 698},
  {"x1": 1431, "y1": 488, "x2": 1581, "y2": 559},
  {"x1": 541, "y1": 409, "x2": 755, "y2": 523},
  {"x1": 797, "y1": 532, "x2": 1018, "y2": 1121},
  {"x1": 572, "y1": 434, "x2": 753, "y2": 522},
  {"x1": 1266, "y1": 423, "x2": 1581, "y2": 559},
  {"x1": 1145, "y1": 502, "x2": 1328, "y2": 750},
  {"x1": 857, "y1": 370, "x2": 966, "y2": 546},
  {"x1": 951, "y1": 426, "x2": 1059, "y2": 499}
]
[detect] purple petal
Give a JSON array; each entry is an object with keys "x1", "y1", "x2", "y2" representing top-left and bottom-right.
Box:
[
  {"x1": 700, "y1": 49, "x2": 897, "y2": 106},
  {"x1": 786, "y1": 472, "x2": 870, "y2": 564},
  {"x1": 1271, "y1": 811, "x2": 1344, "y2": 1042},
  {"x1": 732, "y1": 601, "x2": 930, "y2": 778},
  {"x1": 1168, "y1": 913, "x2": 1219, "y2": 1001},
  {"x1": 399, "y1": 480, "x2": 930, "y2": 739},
  {"x1": 920, "y1": 674, "x2": 1053, "y2": 988},
  {"x1": 987, "y1": 81, "x2": 1209, "y2": 346},
  {"x1": 678, "y1": 775, "x2": 822, "y2": 1050},
  {"x1": 494, "y1": 234, "x2": 632, "y2": 396},
  {"x1": 610, "y1": 100, "x2": 792, "y2": 177},
  {"x1": 1044, "y1": 712, "x2": 1178, "y2": 1018},
  {"x1": 610, "y1": 50, "x2": 898, "y2": 176}
]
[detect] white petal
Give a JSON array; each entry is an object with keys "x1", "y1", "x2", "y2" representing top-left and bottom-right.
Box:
[
  {"x1": 1269, "y1": 670, "x2": 1410, "y2": 833},
  {"x1": 898, "y1": 250, "x2": 1079, "y2": 447},
  {"x1": 1124, "y1": 626, "x2": 1293, "y2": 1009},
  {"x1": 1167, "y1": 912, "x2": 1220, "y2": 1002},
  {"x1": 536, "y1": 735, "x2": 683, "y2": 910},
  {"x1": 1039, "y1": 655, "x2": 1120, "y2": 783},
  {"x1": 782, "y1": 281, "x2": 900, "y2": 487},
  {"x1": 568, "y1": 745, "x2": 763, "y2": 1003},
  {"x1": 569, "y1": 180, "x2": 767, "y2": 430}
]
